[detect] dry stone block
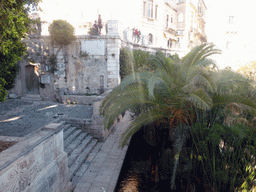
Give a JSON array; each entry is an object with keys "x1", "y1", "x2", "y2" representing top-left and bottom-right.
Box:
[{"x1": 8, "y1": 94, "x2": 18, "y2": 99}]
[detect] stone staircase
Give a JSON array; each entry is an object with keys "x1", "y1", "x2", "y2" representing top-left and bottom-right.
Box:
[{"x1": 63, "y1": 123, "x2": 103, "y2": 189}]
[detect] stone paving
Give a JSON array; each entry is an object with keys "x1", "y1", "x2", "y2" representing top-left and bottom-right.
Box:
[
  {"x1": 0, "y1": 99, "x2": 93, "y2": 137},
  {"x1": 73, "y1": 113, "x2": 130, "y2": 192}
]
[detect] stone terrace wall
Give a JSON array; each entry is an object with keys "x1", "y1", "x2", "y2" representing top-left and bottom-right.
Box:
[{"x1": 0, "y1": 122, "x2": 71, "y2": 192}]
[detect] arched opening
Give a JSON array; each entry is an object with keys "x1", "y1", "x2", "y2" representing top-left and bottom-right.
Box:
[
  {"x1": 149, "y1": 33, "x2": 153, "y2": 44},
  {"x1": 100, "y1": 75, "x2": 104, "y2": 94}
]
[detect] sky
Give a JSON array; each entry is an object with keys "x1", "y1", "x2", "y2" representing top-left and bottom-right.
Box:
[
  {"x1": 38, "y1": 0, "x2": 256, "y2": 69},
  {"x1": 39, "y1": 0, "x2": 124, "y2": 24}
]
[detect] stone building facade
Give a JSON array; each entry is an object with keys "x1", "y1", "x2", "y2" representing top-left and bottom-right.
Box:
[
  {"x1": 8, "y1": 28, "x2": 121, "y2": 101},
  {"x1": 101, "y1": 0, "x2": 207, "y2": 57}
]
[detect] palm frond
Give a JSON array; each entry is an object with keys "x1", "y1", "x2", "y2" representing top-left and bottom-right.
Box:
[
  {"x1": 102, "y1": 85, "x2": 160, "y2": 130},
  {"x1": 120, "y1": 107, "x2": 167, "y2": 147},
  {"x1": 196, "y1": 58, "x2": 218, "y2": 69},
  {"x1": 119, "y1": 71, "x2": 153, "y2": 90},
  {"x1": 147, "y1": 71, "x2": 174, "y2": 98},
  {"x1": 182, "y1": 43, "x2": 221, "y2": 73},
  {"x1": 216, "y1": 69, "x2": 254, "y2": 93},
  {"x1": 192, "y1": 44, "x2": 221, "y2": 68},
  {"x1": 171, "y1": 124, "x2": 190, "y2": 189},
  {"x1": 185, "y1": 88, "x2": 213, "y2": 110},
  {"x1": 213, "y1": 94, "x2": 256, "y2": 115},
  {"x1": 184, "y1": 67, "x2": 216, "y2": 93},
  {"x1": 150, "y1": 50, "x2": 175, "y2": 73},
  {"x1": 182, "y1": 44, "x2": 206, "y2": 66}
]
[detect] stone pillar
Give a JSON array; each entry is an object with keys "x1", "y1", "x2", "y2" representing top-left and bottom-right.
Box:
[
  {"x1": 54, "y1": 47, "x2": 67, "y2": 90},
  {"x1": 106, "y1": 36, "x2": 121, "y2": 89},
  {"x1": 105, "y1": 20, "x2": 121, "y2": 89},
  {"x1": 106, "y1": 20, "x2": 121, "y2": 36}
]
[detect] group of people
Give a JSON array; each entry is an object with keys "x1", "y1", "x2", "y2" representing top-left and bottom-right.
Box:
[
  {"x1": 92, "y1": 15, "x2": 103, "y2": 35},
  {"x1": 132, "y1": 28, "x2": 141, "y2": 43}
]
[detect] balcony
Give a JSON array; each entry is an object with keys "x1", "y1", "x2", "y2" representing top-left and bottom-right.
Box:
[
  {"x1": 195, "y1": 29, "x2": 207, "y2": 42},
  {"x1": 166, "y1": 25, "x2": 177, "y2": 35}
]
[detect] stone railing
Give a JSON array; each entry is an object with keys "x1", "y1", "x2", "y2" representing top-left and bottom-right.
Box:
[{"x1": 0, "y1": 121, "x2": 71, "y2": 192}]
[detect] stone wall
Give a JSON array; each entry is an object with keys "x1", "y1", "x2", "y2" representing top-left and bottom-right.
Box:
[
  {"x1": 8, "y1": 37, "x2": 57, "y2": 100},
  {"x1": 0, "y1": 122, "x2": 71, "y2": 192},
  {"x1": 9, "y1": 34, "x2": 121, "y2": 101},
  {"x1": 66, "y1": 35, "x2": 121, "y2": 94}
]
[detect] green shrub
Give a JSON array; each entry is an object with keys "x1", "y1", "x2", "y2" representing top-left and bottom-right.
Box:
[
  {"x1": 133, "y1": 49, "x2": 154, "y2": 72},
  {"x1": 119, "y1": 48, "x2": 134, "y2": 79},
  {"x1": 119, "y1": 48, "x2": 155, "y2": 79},
  {"x1": 186, "y1": 123, "x2": 256, "y2": 191}
]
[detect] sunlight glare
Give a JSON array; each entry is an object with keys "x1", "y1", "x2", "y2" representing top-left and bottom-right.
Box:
[
  {"x1": 37, "y1": 104, "x2": 58, "y2": 111},
  {"x1": 0, "y1": 116, "x2": 23, "y2": 123}
]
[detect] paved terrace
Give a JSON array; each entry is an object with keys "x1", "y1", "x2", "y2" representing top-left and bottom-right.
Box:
[
  {"x1": 0, "y1": 99, "x2": 130, "y2": 191},
  {"x1": 0, "y1": 100, "x2": 93, "y2": 137}
]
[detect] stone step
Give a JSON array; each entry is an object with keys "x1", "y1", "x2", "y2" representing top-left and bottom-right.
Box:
[
  {"x1": 21, "y1": 94, "x2": 43, "y2": 101},
  {"x1": 64, "y1": 126, "x2": 76, "y2": 140},
  {"x1": 65, "y1": 132, "x2": 88, "y2": 156},
  {"x1": 64, "y1": 130, "x2": 82, "y2": 148},
  {"x1": 71, "y1": 142, "x2": 104, "y2": 187},
  {"x1": 68, "y1": 135, "x2": 93, "y2": 168},
  {"x1": 63, "y1": 124, "x2": 72, "y2": 132},
  {"x1": 69, "y1": 139, "x2": 98, "y2": 181}
]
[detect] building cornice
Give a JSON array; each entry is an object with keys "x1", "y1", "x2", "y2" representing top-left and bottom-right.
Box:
[
  {"x1": 201, "y1": 0, "x2": 207, "y2": 10},
  {"x1": 164, "y1": 2, "x2": 177, "y2": 12}
]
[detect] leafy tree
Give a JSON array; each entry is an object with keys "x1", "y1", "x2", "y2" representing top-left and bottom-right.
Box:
[
  {"x1": 48, "y1": 20, "x2": 75, "y2": 72},
  {"x1": 101, "y1": 43, "x2": 256, "y2": 190},
  {"x1": 0, "y1": 0, "x2": 41, "y2": 102},
  {"x1": 237, "y1": 60, "x2": 256, "y2": 79},
  {"x1": 48, "y1": 19, "x2": 75, "y2": 52}
]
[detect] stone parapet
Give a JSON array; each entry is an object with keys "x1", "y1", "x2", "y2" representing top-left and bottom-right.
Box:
[
  {"x1": 61, "y1": 95, "x2": 104, "y2": 105},
  {"x1": 0, "y1": 121, "x2": 72, "y2": 192}
]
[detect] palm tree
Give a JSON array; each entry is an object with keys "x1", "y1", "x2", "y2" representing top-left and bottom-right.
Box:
[
  {"x1": 100, "y1": 43, "x2": 256, "y2": 190},
  {"x1": 101, "y1": 43, "x2": 221, "y2": 146}
]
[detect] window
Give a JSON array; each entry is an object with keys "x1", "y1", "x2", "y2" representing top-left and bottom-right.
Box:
[
  {"x1": 143, "y1": 0, "x2": 154, "y2": 19},
  {"x1": 228, "y1": 16, "x2": 235, "y2": 24},
  {"x1": 100, "y1": 75, "x2": 104, "y2": 94},
  {"x1": 176, "y1": 38, "x2": 180, "y2": 48},
  {"x1": 167, "y1": 39, "x2": 173, "y2": 48},
  {"x1": 148, "y1": 0, "x2": 153, "y2": 18},
  {"x1": 166, "y1": 15, "x2": 169, "y2": 28},
  {"x1": 178, "y1": 13, "x2": 184, "y2": 23},
  {"x1": 155, "y1": 5, "x2": 158, "y2": 19},
  {"x1": 171, "y1": 15, "x2": 173, "y2": 23},
  {"x1": 226, "y1": 42, "x2": 231, "y2": 49},
  {"x1": 143, "y1": 1, "x2": 146, "y2": 16},
  {"x1": 149, "y1": 33, "x2": 153, "y2": 44}
]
